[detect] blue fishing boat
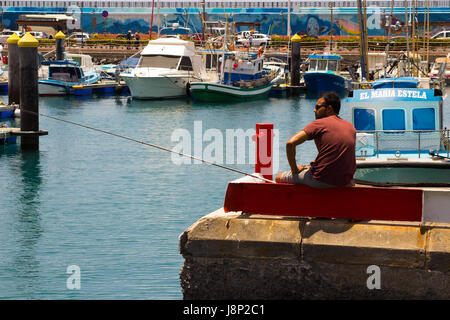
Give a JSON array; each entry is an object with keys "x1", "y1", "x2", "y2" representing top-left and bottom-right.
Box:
[
  {"x1": 346, "y1": 79, "x2": 449, "y2": 186},
  {"x1": 302, "y1": 54, "x2": 351, "y2": 93},
  {"x1": 38, "y1": 60, "x2": 100, "y2": 96}
]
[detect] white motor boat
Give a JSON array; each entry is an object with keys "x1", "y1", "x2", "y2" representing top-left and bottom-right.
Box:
[{"x1": 120, "y1": 38, "x2": 210, "y2": 99}]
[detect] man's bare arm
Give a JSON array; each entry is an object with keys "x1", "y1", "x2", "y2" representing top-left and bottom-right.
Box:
[{"x1": 286, "y1": 130, "x2": 309, "y2": 174}]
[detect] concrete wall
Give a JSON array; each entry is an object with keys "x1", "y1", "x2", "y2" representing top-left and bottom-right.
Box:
[{"x1": 179, "y1": 209, "x2": 450, "y2": 299}]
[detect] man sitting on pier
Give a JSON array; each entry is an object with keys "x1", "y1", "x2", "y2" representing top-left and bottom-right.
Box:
[{"x1": 276, "y1": 92, "x2": 356, "y2": 188}]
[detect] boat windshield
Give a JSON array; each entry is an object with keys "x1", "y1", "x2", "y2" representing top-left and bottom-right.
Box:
[
  {"x1": 309, "y1": 59, "x2": 317, "y2": 71},
  {"x1": 138, "y1": 55, "x2": 181, "y2": 69},
  {"x1": 317, "y1": 60, "x2": 327, "y2": 71},
  {"x1": 328, "y1": 60, "x2": 338, "y2": 72}
]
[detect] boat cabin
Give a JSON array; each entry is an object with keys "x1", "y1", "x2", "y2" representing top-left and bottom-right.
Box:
[
  {"x1": 346, "y1": 87, "x2": 445, "y2": 157},
  {"x1": 307, "y1": 54, "x2": 341, "y2": 73},
  {"x1": 43, "y1": 61, "x2": 83, "y2": 82},
  {"x1": 137, "y1": 38, "x2": 195, "y2": 71},
  {"x1": 222, "y1": 52, "x2": 264, "y2": 84}
]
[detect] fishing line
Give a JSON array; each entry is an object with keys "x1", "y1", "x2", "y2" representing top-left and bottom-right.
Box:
[{"x1": 18, "y1": 108, "x2": 275, "y2": 184}]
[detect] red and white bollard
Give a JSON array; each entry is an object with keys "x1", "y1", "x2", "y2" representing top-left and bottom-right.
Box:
[{"x1": 254, "y1": 123, "x2": 274, "y2": 181}]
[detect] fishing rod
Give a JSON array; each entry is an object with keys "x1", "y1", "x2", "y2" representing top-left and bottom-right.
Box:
[{"x1": 18, "y1": 108, "x2": 276, "y2": 184}]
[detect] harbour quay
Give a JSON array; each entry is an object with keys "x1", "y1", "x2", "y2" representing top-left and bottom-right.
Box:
[{"x1": 180, "y1": 210, "x2": 450, "y2": 299}]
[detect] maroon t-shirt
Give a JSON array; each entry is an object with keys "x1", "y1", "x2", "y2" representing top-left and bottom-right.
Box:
[{"x1": 303, "y1": 115, "x2": 356, "y2": 186}]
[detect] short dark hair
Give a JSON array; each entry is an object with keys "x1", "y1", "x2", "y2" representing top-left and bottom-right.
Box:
[{"x1": 321, "y1": 92, "x2": 341, "y2": 114}]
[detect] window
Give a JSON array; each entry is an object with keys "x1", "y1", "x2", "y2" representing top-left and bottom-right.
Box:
[
  {"x1": 413, "y1": 108, "x2": 435, "y2": 130},
  {"x1": 328, "y1": 60, "x2": 338, "y2": 71},
  {"x1": 178, "y1": 56, "x2": 193, "y2": 71},
  {"x1": 138, "y1": 55, "x2": 181, "y2": 69},
  {"x1": 317, "y1": 60, "x2": 327, "y2": 71},
  {"x1": 309, "y1": 59, "x2": 317, "y2": 71},
  {"x1": 354, "y1": 108, "x2": 375, "y2": 131},
  {"x1": 382, "y1": 109, "x2": 405, "y2": 132}
]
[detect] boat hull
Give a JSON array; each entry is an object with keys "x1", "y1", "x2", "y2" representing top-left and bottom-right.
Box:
[
  {"x1": 0, "y1": 105, "x2": 15, "y2": 118},
  {"x1": 38, "y1": 81, "x2": 70, "y2": 96},
  {"x1": 38, "y1": 72, "x2": 100, "y2": 96},
  {"x1": 355, "y1": 160, "x2": 450, "y2": 186},
  {"x1": 303, "y1": 72, "x2": 349, "y2": 92},
  {"x1": 190, "y1": 82, "x2": 273, "y2": 102},
  {"x1": 121, "y1": 74, "x2": 190, "y2": 99}
]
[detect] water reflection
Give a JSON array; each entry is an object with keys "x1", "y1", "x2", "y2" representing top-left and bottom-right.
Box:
[{"x1": 11, "y1": 150, "x2": 43, "y2": 298}]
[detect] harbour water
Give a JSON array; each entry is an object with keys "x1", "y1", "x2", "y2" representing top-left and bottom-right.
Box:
[{"x1": 0, "y1": 90, "x2": 448, "y2": 299}]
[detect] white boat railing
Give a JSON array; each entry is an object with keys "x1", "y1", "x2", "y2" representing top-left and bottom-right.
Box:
[{"x1": 356, "y1": 129, "x2": 450, "y2": 158}]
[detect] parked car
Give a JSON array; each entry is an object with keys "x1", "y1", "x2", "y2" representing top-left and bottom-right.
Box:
[
  {"x1": 28, "y1": 31, "x2": 48, "y2": 39},
  {"x1": 69, "y1": 32, "x2": 90, "y2": 43},
  {"x1": 0, "y1": 30, "x2": 23, "y2": 44},
  {"x1": 236, "y1": 33, "x2": 271, "y2": 47},
  {"x1": 431, "y1": 30, "x2": 450, "y2": 39}
]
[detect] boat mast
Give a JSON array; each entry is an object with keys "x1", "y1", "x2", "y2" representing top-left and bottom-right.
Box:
[
  {"x1": 405, "y1": 0, "x2": 410, "y2": 76},
  {"x1": 287, "y1": 0, "x2": 291, "y2": 58},
  {"x1": 156, "y1": 0, "x2": 161, "y2": 37},
  {"x1": 357, "y1": 0, "x2": 369, "y2": 80},
  {"x1": 329, "y1": 2, "x2": 334, "y2": 52},
  {"x1": 150, "y1": 0, "x2": 155, "y2": 40},
  {"x1": 220, "y1": 18, "x2": 228, "y2": 85},
  {"x1": 287, "y1": 0, "x2": 291, "y2": 39},
  {"x1": 384, "y1": 0, "x2": 395, "y2": 77},
  {"x1": 423, "y1": 0, "x2": 430, "y2": 74}
]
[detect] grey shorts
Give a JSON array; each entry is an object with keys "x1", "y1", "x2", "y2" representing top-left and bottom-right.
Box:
[{"x1": 278, "y1": 168, "x2": 335, "y2": 188}]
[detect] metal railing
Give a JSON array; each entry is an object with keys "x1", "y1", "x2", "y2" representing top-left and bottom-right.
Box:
[{"x1": 356, "y1": 129, "x2": 450, "y2": 158}]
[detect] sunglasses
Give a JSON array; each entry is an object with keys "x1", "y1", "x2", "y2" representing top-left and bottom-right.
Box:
[{"x1": 315, "y1": 104, "x2": 329, "y2": 110}]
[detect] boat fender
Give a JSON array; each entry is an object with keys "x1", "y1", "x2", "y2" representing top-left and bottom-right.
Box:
[{"x1": 186, "y1": 82, "x2": 191, "y2": 96}]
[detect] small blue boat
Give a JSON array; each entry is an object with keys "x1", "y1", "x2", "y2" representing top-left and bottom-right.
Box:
[
  {"x1": 38, "y1": 60, "x2": 100, "y2": 96},
  {"x1": 0, "y1": 104, "x2": 15, "y2": 119},
  {"x1": 346, "y1": 78, "x2": 449, "y2": 187},
  {"x1": 371, "y1": 76, "x2": 419, "y2": 89},
  {"x1": 302, "y1": 54, "x2": 351, "y2": 93}
]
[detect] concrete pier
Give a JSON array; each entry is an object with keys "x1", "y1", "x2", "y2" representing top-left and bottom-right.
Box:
[{"x1": 179, "y1": 209, "x2": 450, "y2": 299}]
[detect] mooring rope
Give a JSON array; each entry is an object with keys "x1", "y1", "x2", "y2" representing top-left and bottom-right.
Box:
[{"x1": 18, "y1": 108, "x2": 275, "y2": 184}]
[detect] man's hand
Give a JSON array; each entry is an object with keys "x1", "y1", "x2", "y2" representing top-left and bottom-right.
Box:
[{"x1": 291, "y1": 165, "x2": 308, "y2": 175}]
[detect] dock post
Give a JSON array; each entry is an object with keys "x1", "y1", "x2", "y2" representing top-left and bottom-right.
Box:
[
  {"x1": 290, "y1": 34, "x2": 302, "y2": 96},
  {"x1": 255, "y1": 123, "x2": 273, "y2": 181},
  {"x1": 18, "y1": 33, "x2": 40, "y2": 150},
  {"x1": 55, "y1": 31, "x2": 66, "y2": 61},
  {"x1": 7, "y1": 33, "x2": 21, "y2": 105}
]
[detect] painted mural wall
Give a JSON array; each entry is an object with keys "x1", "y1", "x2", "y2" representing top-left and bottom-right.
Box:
[{"x1": 2, "y1": 5, "x2": 449, "y2": 36}]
